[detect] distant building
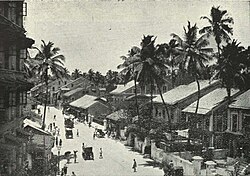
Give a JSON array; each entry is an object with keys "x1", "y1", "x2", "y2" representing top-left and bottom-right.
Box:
[
  {"x1": 225, "y1": 89, "x2": 250, "y2": 159},
  {"x1": 69, "y1": 94, "x2": 111, "y2": 124},
  {"x1": 0, "y1": 0, "x2": 35, "y2": 175},
  {"x1": 61, "y1": 77, "x2": 105, "y2": 106},
  {"x1": 182, "y1": 88, "x2": 239, "y2": 148}
]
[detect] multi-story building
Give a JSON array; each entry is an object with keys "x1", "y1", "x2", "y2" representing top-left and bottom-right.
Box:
[{"x1": 0, "y1": 1, "x2": 35, "y2": 175}]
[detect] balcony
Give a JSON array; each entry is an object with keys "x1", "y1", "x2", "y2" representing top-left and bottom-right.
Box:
[{"x1": 0, "y1": 69, "x2": 33, "y2": 89}]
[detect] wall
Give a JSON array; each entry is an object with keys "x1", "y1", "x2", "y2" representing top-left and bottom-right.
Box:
[
  {"x1": 213, "y1": 149, "x2": 228, "y2": 159},
  {"x1": 134, "y1": 136, "x2": 144, "y2": 152},
  {"x1": 151, "y1": 142, "x2": 195, "y2": 176}
]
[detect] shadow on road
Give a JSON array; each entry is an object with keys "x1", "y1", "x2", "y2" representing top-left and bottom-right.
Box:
[{"x1": 139, "y1": 160, "x2": 163, "y2": 169}]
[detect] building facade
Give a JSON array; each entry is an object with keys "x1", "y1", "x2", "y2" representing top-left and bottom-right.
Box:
[{"x1": 0, "y1": 0, "x2": 35, "y2": 175}]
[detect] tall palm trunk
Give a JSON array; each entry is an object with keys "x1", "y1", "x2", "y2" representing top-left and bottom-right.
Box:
[
  {"x1": 133, "y1": 66, "x2": 140, "y2": 118},
  {"x1": 194, "y1": 76, "x2": 200, "y2": 116},
  {"x1": 170, "y1": 54, "x2": 175, "y2": 88},
  {"x1": 156, "y1": 82, "x2": 171, "y2": 131},
  {"x1": 42, "y1": 69, "x2": 48, "y2": 130},
  {"x1": 226, "y1": 87, "x2": 231, "y2": 103},
  {"x1": 217, "y1": 43, "x2": 221, "y2": 63}
]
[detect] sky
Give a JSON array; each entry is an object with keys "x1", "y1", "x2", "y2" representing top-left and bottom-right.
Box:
[{"x1": 25, "y1": 0, "x2": 250, "y2": 74}]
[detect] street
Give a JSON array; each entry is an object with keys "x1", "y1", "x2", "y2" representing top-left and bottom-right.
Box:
[{"x1": 40, "y1": 106, "x2": 163, "y2": 176}]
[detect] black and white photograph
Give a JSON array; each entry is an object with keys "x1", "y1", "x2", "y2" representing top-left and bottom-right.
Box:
[{"x1": 0, "y1": 0, "x2": 250, "y2": 175}]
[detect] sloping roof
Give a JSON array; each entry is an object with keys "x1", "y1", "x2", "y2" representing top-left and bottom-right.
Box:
[
  {"x1": 182, "y1": 88, "x2": 239, "y2": 115},
  {"x1": 23, "y1": 119, "x2": 50, "y2": 135},
  {"x1": 106, "y1": 109, "x2": 127, "y2": 121},
  {"x1": 153, "y1": 80, "x2": 218, "y2": 105},
  {"x1": 69, "y1": 94, "x2": 98, "y2": 109},
  {"x1": 110, "y1": 81, "x2": 135, "y2": 94},
  {"x1": 229, "y1": 89, "x2": 250, "y2": 110},
  {"x1": 63, "y1": 87, "x2": 84, "y2": 97}
]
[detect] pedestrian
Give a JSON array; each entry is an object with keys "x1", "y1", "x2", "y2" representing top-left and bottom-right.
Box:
[
  {"x1": 61, "y1": 168, "x2": 64, "y2": 176},
  {"x1": 71, "y1": 172, "x2": 76, "y2": 176},
  {"x1": 48, "y1": 106, "x2": 50, "y2": 111},
  {"x1": 73, "y1": 150, "x2": 78, "y2": 163},
  {"x1": 88, "y1": 122, "x2": 91, "y2": 128},
  {"x1": 58, "y1": 128, "x2": 60, "y2": 136},
  {"x1": 53, "y1": 122, "x2": 55, "y2": 128},
  {"x1": 38, "y1": 108, "x2": 40, "y2": 114},
  {"x1": 76, "y1": 129, "x2": 79, "y2": 137},
  {"x1": 50, "y1": 123, "x2": 52, "y2": 131},
  {"x1": 99, "y1": 148, "x2": 103, "y2": 159},
  {"x1": 63, "y1": 164, "x2": 67, "y2": 175},
  {"x1": 93, "y1": 133, "x2": 95, "y2": 140},
  {"x1": 55, "y1": 136, "x2": 58, "y2": 146},
  {"x1": 54, "y1": 115, "x2": 56, "y2": 120},
  {"x1": 132, "y1": 159, "x2": 137, "y2": 172},
  {"x1": 59, "y1": 139, "x2": 62, "y2": 147}
]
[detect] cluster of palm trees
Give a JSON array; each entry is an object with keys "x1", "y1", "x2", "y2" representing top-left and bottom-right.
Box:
[{"x1": 117, "y1": 6, "x2": 250, "y2": 134}]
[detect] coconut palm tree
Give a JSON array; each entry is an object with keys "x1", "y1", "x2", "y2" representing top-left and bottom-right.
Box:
[
  {"x1": 134, "y1": 35, "x2": 171, "y2": 129},
  {"x1": 213, "y1": 39, "x2": 245, "y2": 101},
  {"x1": 32, "y1": 40, "x2": 67, "y2": 129},
  {"x1": 71, "y1": 69, "x2": 82, "y2": 79},
  {"x1": 200, "y1": 6, "x2": 233, "y2": 60},
  {"x1": 171, "y1": 21, "x2": 214, "y2": 115},
  {"x1": 117, "y1": 46, "x2": 141, "y2": 117}
]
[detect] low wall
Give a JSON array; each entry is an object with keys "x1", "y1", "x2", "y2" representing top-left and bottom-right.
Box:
[
  {"x1": 151, "y1": 142, "x2": 195, "y2": 176},
  {"x1": 213, "y1": 149, "x2": 228, "y2": 159},
  {"x1": 134, "y1": 136, "x2": 144, "y2": 152},
  {"x1": 163, "y1": 154, "x2": 195, "y2": 176}
]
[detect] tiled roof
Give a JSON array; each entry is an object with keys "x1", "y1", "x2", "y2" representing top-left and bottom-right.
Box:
[
  {"x1": 63, "y1": 87, "x2": 84, "y2": 97},
  {"x1": 153, "y1": 80, "x2": 219, "y2": 105},
  {"x1": 106, "y1": 109, "x2": 127, "y2": 121},
  {"x1": 229, "y1": 89, "x2": 250, "y2": 110},
  {"x1": 69, "y1": 94, "x2": 98, "y2": 109},
  {"x1": 182, "y1": 88, "x2": 239, "y2": 115},
  {"x1": 110, "y1": 81, "x2": 135, "y2": 94}
]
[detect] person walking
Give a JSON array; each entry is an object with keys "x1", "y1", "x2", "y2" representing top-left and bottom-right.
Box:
[
  {"x1": 55, "y1": 136, "x2": 58, "y2": 146},
  {"x1": 60, "y1": 168, "x2": 64, "y2": 176},
  {"x1": 93, "y1": 132, "x2": 95, "y2": 140},
  {"x1": 54, "y1": 115, "x2": 56, "y2": 120},
  {"x1": 57, "y1": 128, "x2": 60, "y2": 136},
  {"x1": 63, "y1": 164, "x2": 68, "y2": 175},
  {"x1": 73, "y1": 150, "x2": 78, "y2": 163},
  {"x1": 99, "y1": 148, "x2": 103, "y2": 159},
  {"x1": 71, "y1": 172, "x2": 76, "y2": 176},
  {"x1": 76, "y1": 129, "x2": 79, "y2": 137},
  {"x1": 59, "y1": 139, "x2": 62, "y2": 147},
  {"x1": 132, "y1": 159, "x2": 137, "y2": 172}
]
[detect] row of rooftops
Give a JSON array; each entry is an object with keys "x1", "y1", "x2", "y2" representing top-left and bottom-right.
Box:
[{"x1": 110, "y1": 79, "x2": 250, "y2": 116}]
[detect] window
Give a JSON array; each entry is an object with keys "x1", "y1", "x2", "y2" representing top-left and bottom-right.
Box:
[
  {"x1": 52, "y1": 87, "x2": 55, "y2": 91},
  {"x1": 0, "y1": 44, "x2": 4, "y2": 69},
  {"x1": 232, "y1": 114, "x2": 238, "y2": 132},
  {"x1": 0, "y1": 89, "x2": 4, "y2": 108},
  {"x1": 9, "y1": 45, "x2": 16, "y2": 70},
  {"x1": 155, "y1": 107, "x2": 158, "y2": 117},
  {"x1": 19, "y1": 92, "x2": 23, "y2": 104},
  {"x1": 71, "y1": 84, "x2": 74, "y2": 87},
  {"x1": 58, "y1": 81, "x2": 60, "y2": 85},
  {"x1": 64, "y1": 81, "x2": 67, "y2": 85},
  {"x1": 163, "y1": 86, "x2": 167, "y2": 93},
  {"x1": 162, "y1": 110, "x2": 166, "y2": 118},
  {"x1": 20, "y1": 49, "x2": 26, "y2": 59},
  {"x1": 8, "y1": 2, "x2": 17, "y2": 23},
  {"x1": 9, "y1": 92, "x2": 16, "y2": 106}
]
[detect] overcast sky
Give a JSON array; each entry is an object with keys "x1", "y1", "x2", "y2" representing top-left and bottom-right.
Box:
[{"x1": 25, "y1": 0, "x2": 250, "y2": 74}]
